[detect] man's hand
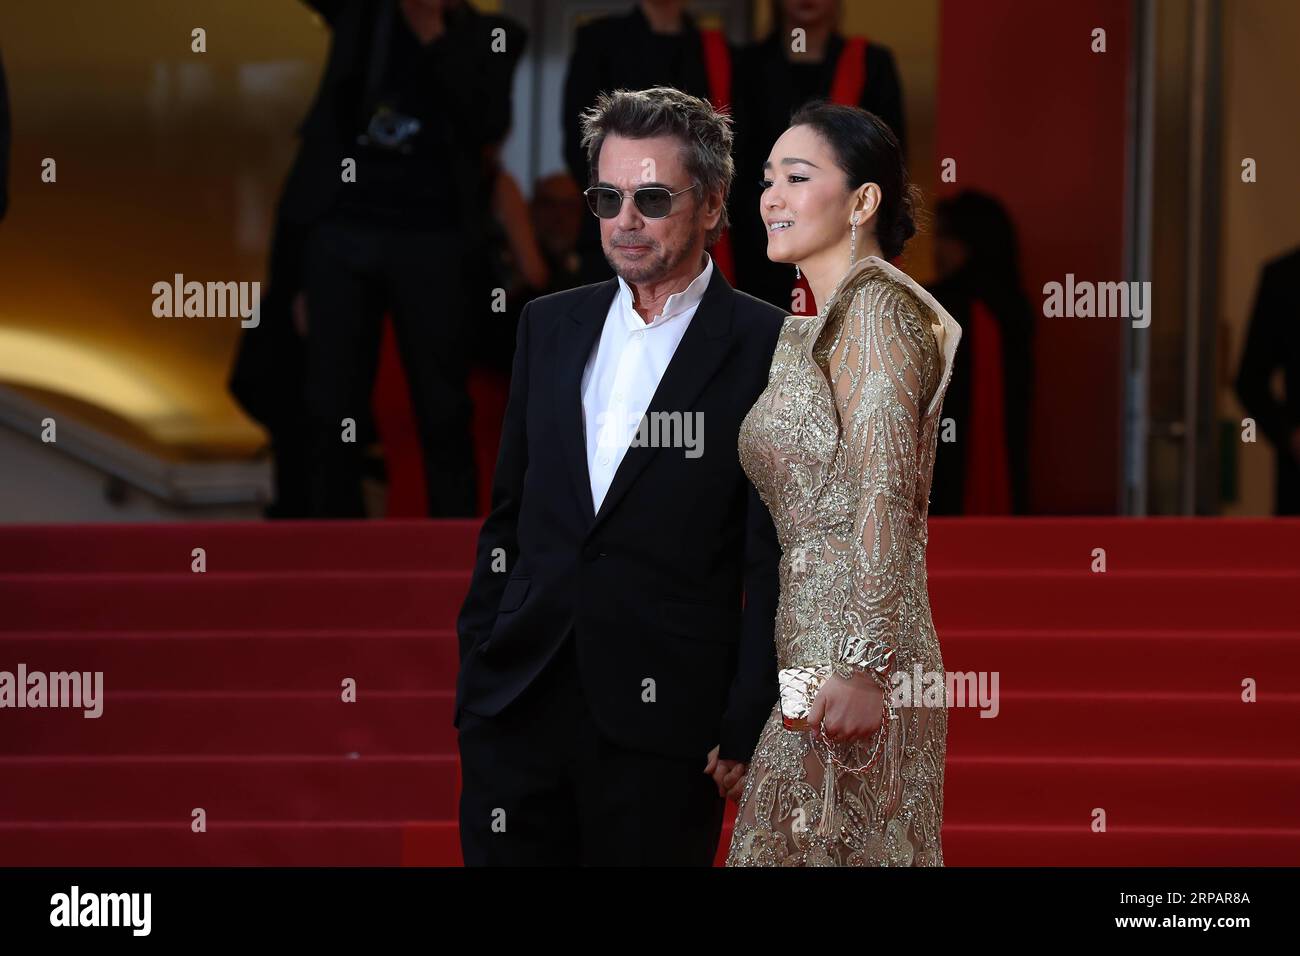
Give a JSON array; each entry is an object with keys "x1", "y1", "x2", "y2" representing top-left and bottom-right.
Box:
[
  {"x1": 807, "y1": 671, "x2": 885, "y2": 744},
  {"x1": 704, "y1": 744, "x2": 748, "y2": 801}
]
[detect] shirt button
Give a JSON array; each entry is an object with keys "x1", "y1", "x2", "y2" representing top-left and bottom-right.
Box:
[{"x1": 598, "y1": 455, "x2": 609, "y2": 466}]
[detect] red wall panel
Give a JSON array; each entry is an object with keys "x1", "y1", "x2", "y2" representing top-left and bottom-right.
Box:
[{"x1": 936, "y1": 0, "x2": 1131, "y2": 513}]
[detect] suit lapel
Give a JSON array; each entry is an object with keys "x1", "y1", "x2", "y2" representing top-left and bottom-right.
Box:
[
  {"x1": 554, "y1": 280, "x2": 617, "y2": 528},
  {"x1": 553, "y1": 266, "x2": 738, "y2": 537}
]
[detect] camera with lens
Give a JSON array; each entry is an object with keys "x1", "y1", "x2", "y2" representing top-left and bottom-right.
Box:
[{"x1": 357, "y1": 105, "x2": 422, "y2": 154}]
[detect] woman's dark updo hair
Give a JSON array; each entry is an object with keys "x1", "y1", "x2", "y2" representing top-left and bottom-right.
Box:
[{"x1": 787, "y1": 100, "x2": 919, "y2": 259}]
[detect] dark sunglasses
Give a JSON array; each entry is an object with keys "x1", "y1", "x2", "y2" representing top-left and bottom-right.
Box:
[{"x1": 583, "y1": 185, "x2": 694, "y2": 219}]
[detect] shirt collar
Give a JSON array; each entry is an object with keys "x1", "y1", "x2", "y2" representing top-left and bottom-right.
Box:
[{"x1": 614, "y1": 253, "x2": 713, "y2": 329}]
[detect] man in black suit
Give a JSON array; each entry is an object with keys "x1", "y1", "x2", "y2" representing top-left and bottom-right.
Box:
[
  {"x1": 455, "y1": 87, "x2": 784, "y2": 865},
  {"x1": 1235, "y1": 247, "x2": 1300, "y2": 515}
]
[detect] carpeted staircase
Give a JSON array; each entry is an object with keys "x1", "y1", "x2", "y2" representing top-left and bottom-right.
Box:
[{"x1": 1, "y1": 518, "x2": 1297, "y2": 865}]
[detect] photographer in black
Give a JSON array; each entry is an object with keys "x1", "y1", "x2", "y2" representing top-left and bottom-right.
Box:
[{"x1": 245, "y1": 0, "x2": 525, "y2": 518}]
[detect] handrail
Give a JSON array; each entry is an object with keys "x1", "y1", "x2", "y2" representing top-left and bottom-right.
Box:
[{"x1": 0, "y1": 384, "x2": 271, "y2": 506}]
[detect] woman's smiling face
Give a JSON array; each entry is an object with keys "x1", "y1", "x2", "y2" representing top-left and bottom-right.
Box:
[{"x1": 760, "y1": 124, "x2": 855, "y2": 265}]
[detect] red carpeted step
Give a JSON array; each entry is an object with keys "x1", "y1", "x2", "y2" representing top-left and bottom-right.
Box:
[
  {"x1": 940, "y1": 629, "x2": 1300, "y2": 693},
  {"x1": 4, "y1": 628, "x2": 1296, "y2": 695},
  {"x1": 928, "y1": 570, "x2": 1300, "y2": 630},
  {"x1": 0, "y1": 755, "x2": 455, "y2": 822},
  {"x1": 9, "y1": 819, "x2": 1297, "y2": 867},
  {"x1": 946, "y1": 693, "x2": 1299, "y2": 757},
  {"x1": 0, "y1": 571, "x2": 466, "y2": 630},
  {"x1": 939, "y1": 823, "x2": 1300, "y2": 866},
  {"x1": 400, "y1": 819, "x2": 464, "y2": 866},
  {"x1": 0, "y1": 630, "x2": 457, "y2": 691},
  {"x1": 0, "y1": 691, "x2": 457, "y2": 756},
  {"x1": 398, "y1": 820, "x2": 1300, "y2": 866},
  {"x1": 0, "y1": 521, "x2": 482, "y2": 574},
  {"x1": 6, "y1": 690, "x2": 1294, "y2": 760},
  {"x1": 4, "y1": 518, "x2": 1296, "y2": 575},
  {"x1": 4, "y1": 755, "x2": 1297, "y2": 829},
  {"x1": 0, "y1": 821, "x2": 409, "y2": 867},
  {"x1": 941, "y1": 756, "x2": 1300, "y2": 828},
  {"x1": 6, "y1": 569, "x2": 1300, "y2": 631},
  {"x1": 925, "y1": 517, "x2": 1300, "y2": 570}
]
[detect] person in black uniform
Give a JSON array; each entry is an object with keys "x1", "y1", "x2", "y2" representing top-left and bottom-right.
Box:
[
  {"x1": 1235, "y1": 247, "x2": 1300, "y2": 515},
  {"x1": 562, "y1": 1, "x2": 722, "y2": 287},
  {"x1": 926, "y1": 190, "x2": 1035, "y2": 516},
  {"x1": 729, "y1": 0, "x2": 907, "y2": 311},
  {"x1": 231, "y1": 0, "x2": 525, "y2": 518}
]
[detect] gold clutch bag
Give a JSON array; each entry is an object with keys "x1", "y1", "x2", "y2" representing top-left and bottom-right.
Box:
[{"x1": 778, "y1": 665, "x2": 829, "y2": 732}]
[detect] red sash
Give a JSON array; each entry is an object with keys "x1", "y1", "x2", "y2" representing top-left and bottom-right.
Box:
[
  {"x1": 830, "y1": 36, "x2": 867, "y2": 106},
  {"x1": 700, "y1": 28, "x2": 736, "y2": 283}
]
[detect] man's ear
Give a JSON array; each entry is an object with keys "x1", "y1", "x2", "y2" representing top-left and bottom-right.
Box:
[{"x1": 703, "y1": 187, "x2": 724, "y2": 230}]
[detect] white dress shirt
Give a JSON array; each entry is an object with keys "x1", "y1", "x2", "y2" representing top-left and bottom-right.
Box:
[{"x1": 580, "y1": 253, "x2": 714, "y2": 513}]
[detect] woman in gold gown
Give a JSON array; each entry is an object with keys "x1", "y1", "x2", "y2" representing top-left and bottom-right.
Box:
[{"x1": 725, "y1": 102, "x2": 962, "y2": 866}]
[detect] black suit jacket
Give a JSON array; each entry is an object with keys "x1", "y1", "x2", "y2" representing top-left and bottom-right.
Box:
[
  {"x1": 454, "y1": 264, "x2": 785, "y2": 763},
  {"x1": 1235, "y1": 247, "x2": 1300, "y2": 514}
]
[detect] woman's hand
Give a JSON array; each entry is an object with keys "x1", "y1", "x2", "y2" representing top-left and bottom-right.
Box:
[{"x1": 807, "y1": 670, "x2": 885, "y2": 744}]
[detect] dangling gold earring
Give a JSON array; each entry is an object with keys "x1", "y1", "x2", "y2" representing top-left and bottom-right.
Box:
[{"x1": 850, "y1": 214, "x2": 859, "y2": 267}]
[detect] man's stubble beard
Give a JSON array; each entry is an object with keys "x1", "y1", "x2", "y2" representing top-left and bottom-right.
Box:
[{"x1": 606, "y1": 208, "x2": 703, "y2": 284}]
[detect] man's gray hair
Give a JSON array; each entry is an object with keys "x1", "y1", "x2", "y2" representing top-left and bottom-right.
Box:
[{"x1": 578, "y1": 86, "x2": 734, "y2": 247}]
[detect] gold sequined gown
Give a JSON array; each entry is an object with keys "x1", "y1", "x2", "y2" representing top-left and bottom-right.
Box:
[{"x1": 726, "y1": 256, "x2": 962, "y2": 867}]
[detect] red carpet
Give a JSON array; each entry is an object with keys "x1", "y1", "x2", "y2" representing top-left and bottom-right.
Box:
[
  {"x1": 1, "y1": 518, "x2": 1297, "y2": 866},
  {"x1": 371, "y1": 320, "x2": 510, "y2": 518}
]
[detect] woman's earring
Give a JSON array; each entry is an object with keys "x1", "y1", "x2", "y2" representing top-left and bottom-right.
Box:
[
  {"x1": 850, "y1": 215, "x2": 859, "y2": 266},
  {"x1": 795, "y1": 263, "x2": 801, "y2": 280}
]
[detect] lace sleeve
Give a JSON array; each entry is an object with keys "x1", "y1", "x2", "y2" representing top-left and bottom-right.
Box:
[{"x1": 822, "y1": 278, "x2": 937, "y2": 688}]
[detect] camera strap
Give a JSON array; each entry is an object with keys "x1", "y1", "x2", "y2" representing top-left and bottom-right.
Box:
[{"x1": 360, "y1": 0, "x2": 397, "y2": 125}]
